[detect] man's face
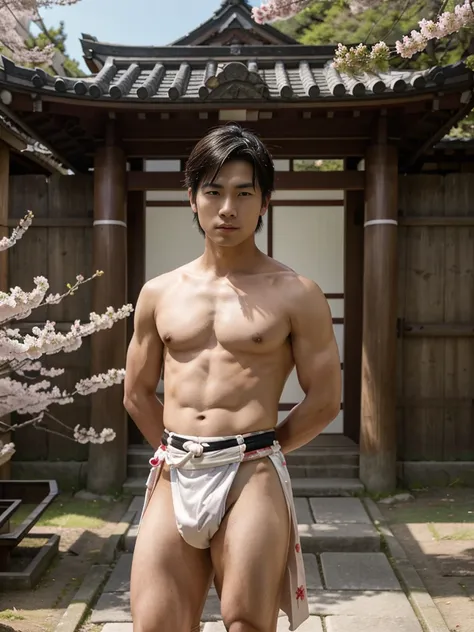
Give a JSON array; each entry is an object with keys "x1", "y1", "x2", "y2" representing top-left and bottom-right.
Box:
[{"x1": 189, "y1": 160, "x2": 268, "y2": 245}]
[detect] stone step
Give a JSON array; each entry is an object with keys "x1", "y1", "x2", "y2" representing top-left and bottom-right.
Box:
[
  {"x1": 126, "y1": 446, "x2": 359, "y2": 468},
  {"x1": 292, "y1": 478, "x2": 364, "y2": 497},
  {"x1": 122, "y1": 477, "x2": 364, "y2": 497}
]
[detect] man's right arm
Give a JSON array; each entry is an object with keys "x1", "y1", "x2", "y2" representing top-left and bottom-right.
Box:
[{"x1": 123, "y1": 281, "x2": 165, "y2": 450}]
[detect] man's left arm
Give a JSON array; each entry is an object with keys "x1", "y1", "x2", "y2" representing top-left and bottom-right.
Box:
[{"x1": 276, "y1": 277, "x2": 342, "y2": 454}]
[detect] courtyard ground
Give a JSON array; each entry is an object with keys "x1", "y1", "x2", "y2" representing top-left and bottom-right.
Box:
[
  {"x1": 379, "y1": 486, "x2": 474, "y2": 632},
  {"x1": 0, "y1": 494, "x2": 130, "y2": 632},
  {"x1": 0, "y1": 487, "x2": 473, "y2": 632}
]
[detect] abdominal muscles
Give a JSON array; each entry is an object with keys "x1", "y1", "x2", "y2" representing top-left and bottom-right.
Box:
[{"x1": 162, "y1": 341, "x2": 294, "y2": 437}]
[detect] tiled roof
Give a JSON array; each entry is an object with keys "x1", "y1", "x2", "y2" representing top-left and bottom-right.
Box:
[{"x1": 1, "y1": 52, "x2": 472, "y2": 103}]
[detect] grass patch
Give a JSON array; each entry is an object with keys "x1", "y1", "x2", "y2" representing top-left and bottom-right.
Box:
[
  {"x1": 0, "y1": 610, "x2": 25, "y2": 621},
  {"x1": 439, "y1": 528, "x2": 474, "y2": 541},
  {"x1": 383, "y1": 498, "x2": 474, "y2": 525},
  {"x1": 10, "y1": 495, "x2": 116, "y2": 529}
]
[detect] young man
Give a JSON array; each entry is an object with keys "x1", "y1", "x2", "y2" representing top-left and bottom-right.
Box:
[{"x1": 124, "y1": 124, "x2": 341, "y2": 632}]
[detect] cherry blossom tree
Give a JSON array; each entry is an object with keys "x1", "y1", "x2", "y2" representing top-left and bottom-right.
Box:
[
  {"x1": 0, "y1": 0, "x2": 80, "y2": 65},
  {"x1": 0, "y1": 211, "x2": 133, "y2": 467},
  {"x1": 252, "y1": 0, "x2": 474, "y2": 74}
]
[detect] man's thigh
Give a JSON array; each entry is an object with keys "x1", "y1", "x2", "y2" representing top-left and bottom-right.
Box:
[
  {"x1": 210, "y1": 458, "x2": 290, "y2": 631},
  {"x1": 131, "y1": 465, "x2": 213, "y2": 632}
]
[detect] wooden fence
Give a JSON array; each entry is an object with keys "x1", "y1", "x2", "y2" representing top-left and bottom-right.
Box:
[
  {"x1": 8, "y1": 174, "x2": 93, "y2": 461},
  {"x1": 397, "y1": 174, "x2": 474, "y2": 461}
]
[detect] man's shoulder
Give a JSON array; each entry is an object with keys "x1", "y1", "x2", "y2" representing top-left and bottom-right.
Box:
[
  {"x1": 142, "y1": 261, "x2": 196, "y2": 295},
  {"x1": 265, "y1": 262, "x2": 327, "y2": 320},
  {"x1": 268, "y1": 258, "x2": 321, "y2": 296}
]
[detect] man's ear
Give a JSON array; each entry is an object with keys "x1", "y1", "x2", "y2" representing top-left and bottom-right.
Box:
[
  {"x1": 260, "y1": 195, "x2": 271, "y2": 217},
  {"x1": 188, "y1": 188, "x2": 197, "y2": 213}
]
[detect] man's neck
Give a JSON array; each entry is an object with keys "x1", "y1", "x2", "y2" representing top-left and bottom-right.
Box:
[{"x1": 200, "y1": 237, "x2": 262, "y2": 277}]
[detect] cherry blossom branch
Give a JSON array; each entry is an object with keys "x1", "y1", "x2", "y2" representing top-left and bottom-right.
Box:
[
  {"x1": 0, "y1": 368, "x2": 127, "y2": 418},
  {"x1": 0, "y1": 269, "x2": 107, "y2": 327},
  {"x1": 0, "y1": 0, "x2": 81, "y2": 64},
  {"x1": 0, "y1": 211, "x2": 33, "y2": 253},
  {"x1": 252, "y1": 0, "x2": 474, "y2": 75}
]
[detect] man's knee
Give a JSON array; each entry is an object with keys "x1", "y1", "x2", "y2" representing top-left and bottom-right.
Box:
[
  {"x1": 132, "y1": 609, "x2": 190, "y2": 632},
  {"x1": 224, "y1": 615, "x2": 267, "y2": 632}
]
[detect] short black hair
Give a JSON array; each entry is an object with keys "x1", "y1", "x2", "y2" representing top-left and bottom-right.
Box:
[{"x1": 185, "y1": 124, "x2": 275, "y2": 235}]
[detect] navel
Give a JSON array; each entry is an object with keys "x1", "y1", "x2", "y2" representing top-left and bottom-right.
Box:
[
  {"x1": 196, "y1": 414, "x2": 206, "y2": 421},
  {"x1": 252, "y1": 333, "x2": 263, "y2": 344}
]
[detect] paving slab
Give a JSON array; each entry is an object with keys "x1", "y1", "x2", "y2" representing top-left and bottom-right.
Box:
[
  {"x1": 102, "y1": 625, "x2": 133, "y2": 632},
  {"x1": 90, "y1": 592, "x2": 131, "y2": 623},
  {"x1": 310, "y1": 498, "x2": 371, "y2": 524},
  {"x1": 299, "y1": 523, "x2": 380, "y2": 553},
  {"x1": 306, "y1": 590, "x2": 418, "y2": 618},
  {"x1": 295, "y1": 498, "x2": 314, "y2": 523},
  {"x1": 303, "y1": 553, "x2": 323, "y2": 589},
  {"x1": 202, "y1": 615, "x2": 324, "y2": 632},
  {"x1": 321, "y1": 552, "x2": 401, "y2": 591},
  {"x1": 326, "y1": 615, "x2": 423, "y2": 632},
  {"x1": 277, "y1": 615, "x2": 323, "y2": 631},
  {"x1": 202, "y1": 592, "x2": 222, "y2": 621},
  {"x1": 103, "y1": 554, "x2": 133, "y2": 593}
]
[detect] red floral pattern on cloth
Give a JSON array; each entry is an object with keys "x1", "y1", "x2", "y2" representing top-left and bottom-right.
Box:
[
  {"x1": 295, "y1": 543, "x2": 301, "y2": 553},
  {"x1": 149, "y1": 445, "x2": 166, "y2": 467},
  {"x1": 296, "y1": 585, "x2": 306, "y2": 601}
]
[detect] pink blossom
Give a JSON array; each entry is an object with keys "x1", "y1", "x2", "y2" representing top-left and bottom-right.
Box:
[
  {"x1": 251, "y1": 0, "x2": 312, "y2": 23},
  {"x1": 0, "y1": 0, "x2": 81, "y2": 64},
  {"x1": 396, "y1": 1, "x2": 474, "y2": 60}
]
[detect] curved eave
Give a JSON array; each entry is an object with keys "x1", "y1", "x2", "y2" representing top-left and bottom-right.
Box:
[{"x1": 1, "y1": 56, "x2": 472, "y2": 107}]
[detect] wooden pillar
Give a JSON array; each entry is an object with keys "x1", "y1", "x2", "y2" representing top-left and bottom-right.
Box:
[
  {"x1": 87, "y1": 121, "x2": 128, "y2": 494},
  {"x1": 0, "y1": 141, "x2": 11, "y2": 480},
  {"x1": 359, "y1": 117, "x2": 398, "y2": 493}
]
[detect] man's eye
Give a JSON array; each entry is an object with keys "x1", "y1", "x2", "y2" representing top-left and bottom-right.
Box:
[
  {"x1": 239, "y1": 192, "x2": 251, "y2": 196},
  {"x1": 206, "y1": 191, "x2": 219, "y2": 195}
]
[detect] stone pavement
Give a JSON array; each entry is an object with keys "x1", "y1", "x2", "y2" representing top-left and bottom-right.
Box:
[{"x1": 90, "y1": 496, "x2": 426, "y2": 632}]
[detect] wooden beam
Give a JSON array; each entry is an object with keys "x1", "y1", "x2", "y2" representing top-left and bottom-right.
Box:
[
  {"x1": 128, "y1": 170, "x2": 365, "y2": 191},
  {"x1": 398, "y1": 216, "x2": 474, "y2": 227},
  {"x1": 402, "y1": 322, "x2": 474, "y2": 337},
  {"x1": 113, "y1": 118, "x2": 374, "y2": 141},
  {"x1": 359, "y1": 118, "x2": 398, "y2": 494},
  {"x1": 119, "y1": 138, "x2": 367, "y2": 158},
  {"x1": 88, "y1": 121, "x2": 128, "y2": 494},
  {"x1": 145, "y1": 199, "x2": 345, "y2": 208}
]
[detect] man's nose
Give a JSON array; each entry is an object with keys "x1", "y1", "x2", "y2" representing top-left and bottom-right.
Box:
[{"x1": 219, "y1": 198, "x2": 237, "y2": 217}]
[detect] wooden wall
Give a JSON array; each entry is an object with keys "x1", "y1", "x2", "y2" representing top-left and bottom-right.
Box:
[
  {"x1": 8, "y1": 174, "x2": 93, "y2": 462},
  {"x1": 397, "y1": 174, "x2": 474, "y2": 461}
]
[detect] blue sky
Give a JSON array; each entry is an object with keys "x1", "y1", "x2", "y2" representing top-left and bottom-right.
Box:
[{"x1": 40, "y1": 0, "x2": 260, "y2": 72}]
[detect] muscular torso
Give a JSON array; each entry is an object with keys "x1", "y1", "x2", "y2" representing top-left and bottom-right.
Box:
[{"x1": 155, "y1": 258, "x2": 296, "y2": 437}]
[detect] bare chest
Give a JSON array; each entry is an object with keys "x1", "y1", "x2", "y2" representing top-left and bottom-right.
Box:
[{"x1": 156, "y1": 283, "x2": 290, "y2": 353}]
